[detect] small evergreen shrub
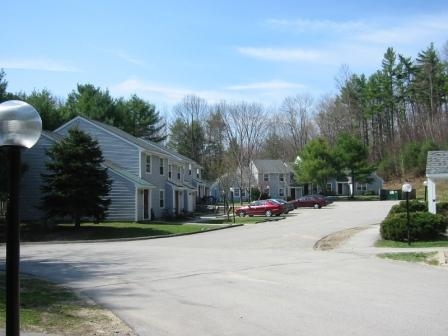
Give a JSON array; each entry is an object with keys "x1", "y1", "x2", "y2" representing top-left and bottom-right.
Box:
[
  {"x1": 436, "y1": 202, "x2": 448, "y2": 217},
  {"x1": 388, "y1": 200, "x2": 427, "y2": 214},
  {"x1": 380, "y1": 212, "x2": 448, "y2": 242}
]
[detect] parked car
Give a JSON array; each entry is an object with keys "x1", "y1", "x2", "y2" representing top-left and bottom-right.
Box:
[
  {"x1": 235, "y1": 200, "x2": 285, "y2": 217},
  {"x1": 293, "y1": 195, "x2": 328, "y2": 209},
  {"x1": 268, "y1": 199, "x2": 295, "y2": 214},
  {"x1": 308, "y1": 194, "x2": 333, "y2": 205}
]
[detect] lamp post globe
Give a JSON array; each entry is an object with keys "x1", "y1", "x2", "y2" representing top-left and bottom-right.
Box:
[
  {"x1": 0, "y1": 100, "x2": 42, "y2": 148},
  {"x1": 402, "y1": 182, "x2": 412, "y2": 246},
  {"x1": 0, "y1": 100, "x2": 42, "y2": 336}
]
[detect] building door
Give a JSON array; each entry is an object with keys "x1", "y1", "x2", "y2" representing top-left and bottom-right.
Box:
[
  {"x1": 175, "y1": 190, "x2": 180, "y2": 214},
  {"x1": 143, "y1": 189, "x2": 149, "y2": 219}
]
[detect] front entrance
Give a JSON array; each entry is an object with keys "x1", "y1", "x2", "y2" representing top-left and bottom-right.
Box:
[{"x1": 143, "y1": 190, "x2": 149, "y2": 219}]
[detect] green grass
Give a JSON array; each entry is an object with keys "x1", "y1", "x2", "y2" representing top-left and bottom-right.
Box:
[
  {"x1": 375, "y1": 238, "x2": 448, "y2": 248},
  {"x1": 0, "y1": 271, "x2": 122, "y2": 334},
  {"x1": 19, "y1": 222, "x2": 228, "y2": 242},
  {"x1": 378, "y1": 252, "x2": 439, "y2": 265}
]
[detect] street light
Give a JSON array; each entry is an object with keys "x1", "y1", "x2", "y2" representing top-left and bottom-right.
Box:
[
  {"x1": 402, "y1": 181, "x2": 412, "y2": 246},
  {"x1": 229, "y1": 187, "x2": 235, "y2": 223},
  {"x1": 0, "y1": 100, "x2": 42, "y2": 336}
]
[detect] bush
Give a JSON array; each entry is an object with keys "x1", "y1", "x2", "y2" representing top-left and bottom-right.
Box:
[
  {"x1": 437, "y1": 202, "x2": 448, "y2": 217},
  {"x1": 380, "y1": 212, "x2": 448, "y2": 242},
  {"x1": 388, "y1": 200, "x2": 427, "y2": 214}
]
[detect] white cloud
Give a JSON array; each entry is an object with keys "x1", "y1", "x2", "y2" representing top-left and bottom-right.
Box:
[
  {"x1": 0, "y1": 58, "x2": 81, "y2": 72},
  {"x1": 101, "y1": 49, "x2": 148, "y2": 68},
  {"x1": 111, "y1": 78, "x2": 307, "y2": 107},
  {"x1": 267, "y1": 18, "x2": 366, "y2": 33},
  {"x1": 226, "y1": 80, "x2": 305, "y2": 91},
  {"x1": 111, "y1": 79, "x2": 191, "y2": 102},
  {"x1": 237, "y1": 47, "x2": 322, "y2": 62}
]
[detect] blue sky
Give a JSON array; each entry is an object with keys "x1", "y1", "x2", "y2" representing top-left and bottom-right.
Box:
[{"x1": 2, "y1": 0, "x2": 447, "y2": 110}]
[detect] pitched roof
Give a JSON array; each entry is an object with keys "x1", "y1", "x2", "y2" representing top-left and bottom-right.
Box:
[
  {"x1": 252, "y1": 160, "x2": 293, "y2": 173},
  {"x1": 426, "y1": 151, "x2": 448, "y2": 175},
  {"x1": 104, "y1": 160, "x2": 154, "y2": 188},
  {"x1": 61, "y1": 116, "x2": 200, "y2": 166}
]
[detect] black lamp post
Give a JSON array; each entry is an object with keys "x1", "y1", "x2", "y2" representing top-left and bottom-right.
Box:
[
  {"x1": 229, "y1": 187, "x2": 235, "y2": 223},
  {"x1": 0, "y1": 100, "x2": 42, "y2": 336},
  {"x1": 402, "y1": 182, "x2": 412, "y2": 246}
]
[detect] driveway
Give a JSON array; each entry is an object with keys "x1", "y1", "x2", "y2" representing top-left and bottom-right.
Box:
[{"x1": 4, "y1": 201, "x2": 448, "y2": 335}]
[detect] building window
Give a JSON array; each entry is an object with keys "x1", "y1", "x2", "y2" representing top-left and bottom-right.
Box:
[
  {"x1": 189, "y1": 164, "x2": 192, "y2": 176},
  {"x1": 159, "y1": 190, "x2": 165, "y2": 208},
  {"x1": 326, "y1": 183, "x2": 332, "y2": 192},
  {"x1": 168, "y1": 165, "x2": 172, "y2": 179},
  {"x1": 159, "y1": 158, "x2": 164, "y2": 175},
  {"x1": 234, "y1": 189, "x2": 240, "y2": 197},
  {"x1": 196, "y1": 168, "x2": 200, "y2": 178},
  {"x1": 241, "y1": 189, "x2": 246, "y2": 197},
  {"x1": 279, "y1": 174, "x2": 284, "y2": 182},
  {"x1": 357, "y1": 183, "x2": 368, "y2": 191},
  {"x1": 177, "y1": 167, "x2": 181, "y2": 180},
  {"x1": 264, "y1": 174, "x2": 269, "y2": 182},
  {"x1": 279, "y1": 188, "x2": 285, "y2": 197},
  {"x1": 145, "y1": 155, "x2": 151, "y2": 174}
]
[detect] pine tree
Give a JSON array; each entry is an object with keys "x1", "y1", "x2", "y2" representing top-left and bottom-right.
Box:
[{"x1": 41, "y1": 129, "x2": 111, "y2": 227}]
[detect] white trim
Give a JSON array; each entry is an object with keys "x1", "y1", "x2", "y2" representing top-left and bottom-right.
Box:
[{"x1": 134, "y1": 189, "x2": 139, "y2": 221}]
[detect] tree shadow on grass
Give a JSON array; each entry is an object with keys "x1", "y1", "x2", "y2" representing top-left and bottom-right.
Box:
[{"x1": 19, "y1": 223, "x2": 173, "y2": 242}]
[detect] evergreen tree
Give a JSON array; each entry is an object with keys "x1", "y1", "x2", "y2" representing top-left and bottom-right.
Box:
[
  {"x1": 295, "y1": 138, "x2": 337, "y2": 192},
  {"x1": 117, "y1": 95, "x2": 167, "y2": 142},
  {"x1": 41, "y1": 129, "x2": 111, "y2": 227},
  {"x1": 334, "y1": 133, "x2": 375, "y2": 198}
]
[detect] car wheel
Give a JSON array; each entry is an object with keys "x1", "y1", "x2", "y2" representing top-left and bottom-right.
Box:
[
  {"x1": 265, "y1": 210, "x2": 272, "y2": 217},
  {"x1": 239, "y1": 211, "x2": 246, "y2": 217},
  {"x1": 314, "y1": 204, "x2": 321, "y2": 209}
]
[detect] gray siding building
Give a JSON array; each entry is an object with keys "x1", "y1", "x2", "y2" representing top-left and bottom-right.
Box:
[{"x1": 20, "y1": 116, "x2": 204, "y2": 222}]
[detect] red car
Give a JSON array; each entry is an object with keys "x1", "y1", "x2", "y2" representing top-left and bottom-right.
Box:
[
  {"x1": 293, "y1": 195, "x2": 328, "y2": 209},
  {"x1": 235, "y1": 200, "x2": 285, "y2": 217}
]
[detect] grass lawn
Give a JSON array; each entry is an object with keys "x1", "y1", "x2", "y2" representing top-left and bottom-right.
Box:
[
  {"x1": 375, "y1": 238, "x2": 448, "y2": 248},
  {"x1": 19, "y1": 222, "x2": 230, "y2": 242},
  {"x1": 378, "y1": 252, "x2": 439, "y2": 265},
  {"x1": 0, "y1": 271, "x2": 133, "y2": 335}
]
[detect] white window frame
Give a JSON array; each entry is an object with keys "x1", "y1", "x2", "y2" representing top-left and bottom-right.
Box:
[
  {"x1": 159, "y1": 189, "x2": 165, "y2": 208},
  {"x1": 279, "y1": 188, "x2": 285, "y2": 197},
  {"x1": 159, "y1": 157, "x2": 164, "y2": 175},
  {"x1": 168, "y1": 164, "x2": 172, "y2": 179},
  {"x1": 279, "y1": 174, "x2": 284, "y2": 182},
  {"x1": 145, "y1": 155, "x2": 151, "y2": 174},
  {"x1": 264, "y1": 174, "x2": 269, "y2": 182},
  {"x1": 357, "y1": 183, "x2": 368, "y2": 191}
]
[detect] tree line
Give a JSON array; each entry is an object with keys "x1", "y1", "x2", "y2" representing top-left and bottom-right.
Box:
[{"x1": 1, "y1": 41, "x2": 447, "y2": 189}]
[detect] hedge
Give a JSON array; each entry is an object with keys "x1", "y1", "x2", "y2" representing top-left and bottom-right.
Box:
[{"x1": 380, "y1": 212, "x2": 448, "y2": 242}]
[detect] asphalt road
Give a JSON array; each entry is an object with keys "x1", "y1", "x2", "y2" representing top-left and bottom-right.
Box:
[{"x1": 4, "y1": 201, "x2": 448, "y2": 336}]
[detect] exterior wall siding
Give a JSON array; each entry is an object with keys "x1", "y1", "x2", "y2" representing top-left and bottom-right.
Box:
[
  {"x1": 56, "y1": 118, "x2": 140, "y2": 176},
  {"x1": 106, "y1": 170, "x2": 136, "y2": 221},
  {"x1": 20, "y1": 135, "x2": 56, "y2": 221}
]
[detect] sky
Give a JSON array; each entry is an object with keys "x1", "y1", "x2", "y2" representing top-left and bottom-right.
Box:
[{"x1": 2, "y1": 0, "x2": 448, "y2": 112}]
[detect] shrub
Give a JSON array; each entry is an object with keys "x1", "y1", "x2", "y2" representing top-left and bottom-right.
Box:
[
  {"x1": 380, "y1": 212, "x2": 448, "y2": 242},
  {"x1": 436, "y1": 202, "x2": 448, "y2": 217},
  {"x1": 388, "y1": 200, "x2": 427, "y2": 214}
]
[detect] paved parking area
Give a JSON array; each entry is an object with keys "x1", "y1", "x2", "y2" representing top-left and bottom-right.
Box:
[{"x1": 3, "y1": 201, "x2": 448, "y2": 335}]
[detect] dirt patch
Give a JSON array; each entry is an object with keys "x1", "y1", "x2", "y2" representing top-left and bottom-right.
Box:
[{"x1": 314, "y1": 226, "x2": 369, "y2": 251}]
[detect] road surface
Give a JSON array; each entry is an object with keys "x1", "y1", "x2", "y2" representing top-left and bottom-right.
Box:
[{"x1": 3, "y1": 201, "x2": 448, "y2": 335}]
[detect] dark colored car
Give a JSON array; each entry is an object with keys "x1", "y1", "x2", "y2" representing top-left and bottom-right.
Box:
[
  {"x1": 293, "y1": 195, "x2": 328, "y2": 209},
  {"x1": 268, "y1": 199, "x2": 295, "y2": 214},
  {"x1": 235, "y1": 199, "x2": 285, "y2": 217}
]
